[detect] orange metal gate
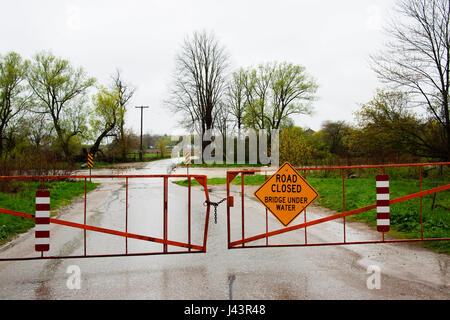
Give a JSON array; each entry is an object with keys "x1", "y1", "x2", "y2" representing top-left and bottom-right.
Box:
[
  {"x1": 226, "y1": 163, "x2": 450, "y2": 249},
  {"x1": 0, "y1": 174, "x2": 211, "y2": 261},
  {"x1": 0, "y1": 162, "x2": 449, "y2": 261}
]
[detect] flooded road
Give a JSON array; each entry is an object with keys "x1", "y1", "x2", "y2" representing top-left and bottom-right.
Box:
[{"x1": 0, "y1": 158, "x2": 449, "y2": 299}]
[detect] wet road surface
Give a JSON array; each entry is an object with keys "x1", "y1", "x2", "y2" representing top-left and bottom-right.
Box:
[{"x1": 0, "y1": 158, "x2": 449, "y2": 299}]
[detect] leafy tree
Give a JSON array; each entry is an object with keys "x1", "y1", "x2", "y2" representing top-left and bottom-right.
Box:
[
  {"x1": 279, "y1": 127, "x2": 313, "y2": 166},
  {"x1": 243, "y1": 64, "x2": 272, "y2": 130},
  {"x1": 226, "y1": 68, "x2": 247, "y2": 137},
  {"x1": 241, "y1": 62, "x2": 318, "y2": 131},
  {"x1": 319, "y1": 120, "x2": 352, "y2": 158},
  {"x1": 352, "y1": 89, "x2": 428, "y2": 160},
  {"x1": 305, "y1": 130, "x2": 330, "y2": 160},
  {"x1": 27, "y1": 51, "x2": 95, "y2": 161},
  {"x1": 106, "y1": 129, "x2": 138, "y2": 161},
  {"x1": 345, "y1": 125, "x2": 400, "y2": 162},
  {"x1": 157, "y1": 138, "x2": 167, "y2": 158},
  {"x1": 269, "y1": 62, "x2": 317, "y2": 129},
  {"x1": 0, "y1": 52, "x2": 30, "y2": 158},
  {"x1": 89, "y1": 86, "x2": 123, "y2": 158}
]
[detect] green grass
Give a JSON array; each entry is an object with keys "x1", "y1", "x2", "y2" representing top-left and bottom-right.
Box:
[
  {"x1": 126, "y1": 153, "x2": 172, "y2": 161},
  {"x1": 172, "y1": 175, "x2": 266, "y2": 187},
  {"x1": 178, "y1": 162, "x2": 265, "y2": 168},
  {"x1": 0, "y1": 180, "x2": 98, "y2": 245},
  {"x1": 173, "y1": 173, "x2": 450, "y2": 253}
]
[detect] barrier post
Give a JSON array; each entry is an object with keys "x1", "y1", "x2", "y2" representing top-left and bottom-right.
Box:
[
  {"x1": 419, "y1": 166, "x2": 423, "y2": 240},
  {"x1": 342, "y1": 169, "x2": 346, "y2": 243},
  {"x1": 241, "y1": 173, "x2": 245, "y2": 247},
  {"x1": 188, "y1": 176, "x2": 191, "y2": 252},
  {"x1": 84, "y1": 177, "x2": 87, "y2": 256},
  {"x1": 125, "y1": 177, "x2": 128, "y2": 254},
  {"x1": 303, "y1": 170, "x2": 308, "y2": 245},
  {"x1": 163, "y1": 176, "x2": 168, "y2": 253}
]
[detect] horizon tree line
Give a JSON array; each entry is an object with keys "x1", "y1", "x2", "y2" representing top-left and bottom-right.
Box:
[
  {"x1": 0, "y1": 0, "x2": 448, "y2": 169},
  {"x1": 0, "y1": 50, "x2": 136, "y2": 166},
  {"x1": 168, "y1": 0, "x2": 450, "y2": 163}
]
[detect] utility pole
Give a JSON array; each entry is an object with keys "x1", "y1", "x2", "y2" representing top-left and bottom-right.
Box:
[{"x1": 135, "y1": 106, "x2": 149, "y2": 161}]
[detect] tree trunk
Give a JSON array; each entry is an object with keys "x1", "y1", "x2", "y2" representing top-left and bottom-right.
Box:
[{"x1": 90, "y1": 125, "x2": 114, "y2": 158}]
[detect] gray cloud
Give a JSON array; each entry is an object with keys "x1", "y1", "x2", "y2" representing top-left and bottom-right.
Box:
[{"x1": 0, "y1": 0, "x2": 395, "y2": 134}]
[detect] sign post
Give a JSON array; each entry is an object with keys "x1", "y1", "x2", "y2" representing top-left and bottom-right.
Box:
[
  {"x1": 376, "y1": 175, "x2": 390, "y2": 232},
  {"x1": 254, "y1": 162, "x2": 319, "y2": 227},
  {"x1": 88, "y1": 152, "x2": 94, "y2": 181},
  {"x1": 35, "y1": 190, "x2": 50, "y2": 252},
  {"x1": 184, "y1": 151, "x2": 191, "y2": 175}
]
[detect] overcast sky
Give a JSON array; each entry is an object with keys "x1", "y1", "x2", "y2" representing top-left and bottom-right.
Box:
[{"x1": 0, "y1": 0, "x2": 396, "y2": 135}]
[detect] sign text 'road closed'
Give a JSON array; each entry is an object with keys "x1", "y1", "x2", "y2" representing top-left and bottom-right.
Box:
[{"x1": 254, "y1": 162, "x2": 319, "y2": 227}]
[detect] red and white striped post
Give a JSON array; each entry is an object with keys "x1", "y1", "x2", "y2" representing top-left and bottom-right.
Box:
[
  {"x1": 376, "y1": 175, "x2": 390, "y2": 232},
  {"x1": 35, "y1": 190, "x2": 50, "y2": 252}
]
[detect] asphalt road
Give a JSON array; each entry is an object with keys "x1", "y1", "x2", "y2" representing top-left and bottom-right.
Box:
[{"x1": 0, "y1": 158, "x2": 448, "y2": 299}]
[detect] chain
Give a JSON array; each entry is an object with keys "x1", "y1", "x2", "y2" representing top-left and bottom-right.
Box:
[{"x1": 204, "y1": 198, "x2": 227, "y2": 224}]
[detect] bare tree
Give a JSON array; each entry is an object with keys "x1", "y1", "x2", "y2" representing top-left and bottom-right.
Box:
[
  {"x1": 111, "y1": 69, "x2": 135, "y2": 161},
  {"x1": 371, "y1": 0, "x2": 450, "y2": 160},
  {"x1": 215, "y1": 100, "x2": 232, "y2": 138},
  {"x1": 26, "y1": 114, "x2": 52, "y2": 151},
  {"x1": 167, "y1": 31, "x2": 229, "y2": 154}
]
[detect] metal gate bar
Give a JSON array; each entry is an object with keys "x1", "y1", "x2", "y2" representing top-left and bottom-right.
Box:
[
  {"x1": 227, "y1": 162, "x2": 450, "y2": 249},
  {"x1": 0, "y1": 174, "x2": 210, "y2": 261}
]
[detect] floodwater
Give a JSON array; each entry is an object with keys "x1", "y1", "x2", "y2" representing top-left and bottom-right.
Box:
[{"x1": 0, "y1": 158, "x2": 448, "y2": 299}]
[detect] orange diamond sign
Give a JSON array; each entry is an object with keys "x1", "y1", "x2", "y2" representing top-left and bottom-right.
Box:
[{"x1": 254, "y1": 162, "x2": 319, "y2": 227}]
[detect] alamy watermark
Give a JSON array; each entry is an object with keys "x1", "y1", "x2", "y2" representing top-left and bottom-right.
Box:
[
  {"x1": 171, "y1": 129, "x2": 279, "y2": 167},
  {"x1": 366, "y1": 265, "x2": 381, "y2": 290},
  {"x1": 66, "y1": 265, "x2": 81, "y2": 290}
]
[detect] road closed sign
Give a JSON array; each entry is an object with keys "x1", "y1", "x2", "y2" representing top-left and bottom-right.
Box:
[{"x1": 254, "y1": 162, "x2": 319, "y2": 227}]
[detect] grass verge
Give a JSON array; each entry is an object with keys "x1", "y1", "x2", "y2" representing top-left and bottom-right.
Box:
[
  {"x1": 177, "y1": 162, "x2": 265, "y2": 168},
  {"x1": 0, "y1": 180, "x2": 98, "y2": 245},
  {"x1": 173, "y1": 173, "x2": 449, "y2": 253}
]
